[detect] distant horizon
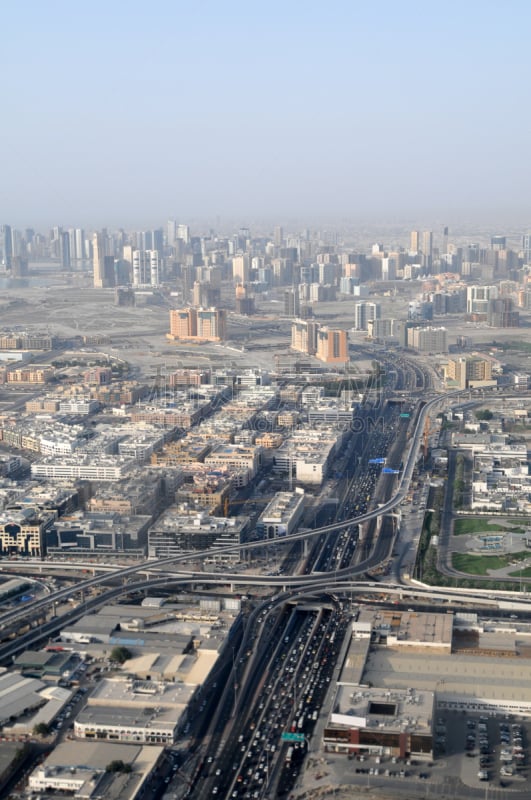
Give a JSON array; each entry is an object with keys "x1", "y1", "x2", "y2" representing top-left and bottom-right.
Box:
[{"x1": 4, "y1": 214, "x2": 530, "y2": 253}]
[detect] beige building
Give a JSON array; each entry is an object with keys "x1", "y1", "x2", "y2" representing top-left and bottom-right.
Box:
[
  {"x1": 25, "y1": 399, "x2": 61, "y2": 413},
  {"x1": 92, "y1": 231, "x2": 105, "y2": 289},
  {"x1": 407, "y1": 326, "x2": 448, "y2": 353},
  {"x1": 7, "y1": 366, "x2": 54, "y2": 384},
  {"x1": 175, "y1": 478, "x2": 232, "y2": 515},
  {"x1": 232, "y1": 254, "x2": 250, "y2": 283},
  {"x1": 0, "y1": 510, "x2": 52, "y2": 558},
  {"x1": 444, "y1": 356, "x2": 494, "y2": 389},
  {"x1": 290, "y1": 319, "x2": 319, "y2": 355},
  {"x1": 204, "y1": 443, "x2": 260, "y2": 483},
  {"x1": 169, "y1": 307, "x2": 197, "y2": 338},
  {"x1": 255, "y1": 432, "x2": 283, "y2": 449},
  {"x1": 169, "y1": 307, "x2": 226, "y2": 342},
  {"x1": 316, "y1": 327, "x2": 348, "y2": 364},
  {"x1": 151, "y1": 440, "x2": 211, "y2": 466}
]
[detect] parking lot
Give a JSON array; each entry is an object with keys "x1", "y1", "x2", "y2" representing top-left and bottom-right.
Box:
[
  {"x1": 437, "y1": 708, "x2": 530, "y2": 793},
  {"x1": 295, "y1": 708, "x2": 531, "y2": 799}
]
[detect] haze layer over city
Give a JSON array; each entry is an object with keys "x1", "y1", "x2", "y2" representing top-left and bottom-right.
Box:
[
  {"x1": 2, "y1": 0, "x2": 531, "y2": 226},
  {"x1": 2, "y1": 3, "x2": 531, "y2": 800}
]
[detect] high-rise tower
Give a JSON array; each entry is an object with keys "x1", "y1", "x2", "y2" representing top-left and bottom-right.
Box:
[
  {"x1": 92, "y1": 232, "x2": 105, "y2": 287},
  {"x1": 421, "y1": 231, "x2": 433, "y2": 271},
  {"x1": 0, "y1": 225, "x2": 13, "y2": 269}
]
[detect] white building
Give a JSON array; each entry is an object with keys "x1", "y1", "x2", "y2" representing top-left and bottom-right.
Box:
[
  {"x1": 467, "y1": 284, "x2": 498, "y2": 314},
  {"x1": 132, "y1": 249, "x2": 161, "y2": 287},
  {"x1": 257, "y1": 491, "x2": 305, "y2": 538},
  {"x1": 74, "y1": 677, "x2": 192, "y2": 744},
  {"x1": 353, "y1": 301, "x2": 381, "y2": 331},
  {"x1": 58, "y1": 397, "x2": 100, "y2": 415},
  {"x1": 31, "y1": 456, "x2": 133, "y2": 481},
  {"x1": 407, "y1": 326, "x2": 448, "y2": 353}
]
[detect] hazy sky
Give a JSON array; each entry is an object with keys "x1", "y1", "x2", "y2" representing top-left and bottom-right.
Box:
[{"x1": 2, "y1": 0, "x2": 531, "y2": 228}]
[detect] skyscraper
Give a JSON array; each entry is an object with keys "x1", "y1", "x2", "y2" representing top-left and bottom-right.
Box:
[
  {"x1": 92, "y1": 232, "x2": 105, "y2": 288},
  {"x1": 491, "y1": 235, "x2": 506, "y2": 251},
  {"x1": 167, "y1": 219, "x2": 177, "y2": 248},
  {"x1": 93, "y1": 232, "x2": 114, "y2": 288},
  {"x1": 421, "y1": 231, "x2": 433, "y2": 271},
  {"x1": 74, "y1": 228, "x2": 85, "y2": 262},
  {"x1": 132, "y1": 250, "x2": 161, "y2": 286},
  {"x1": 177, "y1": 224, "x2": 190, "y2": 244},
  {"x1": 523, "y1": 233, "x2": 531, "y2": 264},
  {"x1": 0, "y1": 225, "x2": 13, "y2": 269},
  {"x1": 60, "y1": 231, "x2": 71, "y2": 270},
  {"x1": 232, "y1": 255, "x2": 250, "y2": 283}
]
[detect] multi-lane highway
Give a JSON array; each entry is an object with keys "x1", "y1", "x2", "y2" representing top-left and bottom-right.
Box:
[
  {"x1": 2, "y1": 376, "x2": 518, "y2": 800},
  {"x1": 0, "y1": 390, "x2": 448, "y2": 639}
]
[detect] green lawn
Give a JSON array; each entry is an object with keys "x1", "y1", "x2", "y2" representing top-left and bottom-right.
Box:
[
  {"x1": 453, "y1": 518, "x2": 507, "y2": 535},
  {"x1": 509, "y1": 566, "x2": 531, "y2": 578},
  {"x1": 452, "y1": 551, "x2": 531, "y2": 576},
  {"x1": 452, "y1": 553, "x2": 507, "y2": 575}
]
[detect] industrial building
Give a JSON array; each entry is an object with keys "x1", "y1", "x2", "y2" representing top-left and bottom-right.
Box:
[
  {"x1": 324, "y1": 607, "x2": 531, "y2": 759},
  {"x1": 28, "y1": 740, "x2": 163, "y2": 799},
  {"x1": 74, "y1": 680, "x2": 187, "y2": 744}
]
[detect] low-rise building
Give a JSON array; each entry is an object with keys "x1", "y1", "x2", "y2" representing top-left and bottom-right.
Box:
[
  {"x1": 28, "y1": 740, "x2": 163, "y2": 798},
  {"x1": 46, "y1": 511, "x2": 151, "y2": 556},
  {"x1": 72, "y1": 675, "x2": 195, "y2": 746},
  {"x1": 59, "y1": 397, "x2": 101, "y2": 415},
  {"x1": 148, "y1": 510, "x2": 249, "y2": 561},
  {"x1": 204, "y1": 443, "x2": 261, "y2": 485},
  {"x1": 175, "y1": 474, "x2": 232, "y2": 516},
  {"x1": 31, "y1": 455, "x2": 134, "y2": 481},
  {"x1": 0, "y1": 508, "x2": 54, "y2": 557},
  {"x1": 256, "y1": 491, "x2": 305, "y2": 538},
  {"x1": 323, "y1": 685, "x2": 434, "y2": 757}
]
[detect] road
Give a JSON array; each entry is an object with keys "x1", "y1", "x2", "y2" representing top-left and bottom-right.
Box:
[{"x1": 0, "y1": 387, "x2": 469, "y2": 648}]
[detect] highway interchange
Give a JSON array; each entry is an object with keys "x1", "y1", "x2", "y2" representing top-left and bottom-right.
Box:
[{"x1": 2, "y1": 354, "x2": 531, "y2": 799}]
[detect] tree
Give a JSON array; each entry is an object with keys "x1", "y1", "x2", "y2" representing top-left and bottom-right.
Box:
[
  {"x1": 475, "y1": 409, "x2": 493, "y2": 421},
  {"x1": 106, "y1": 760, "x2": 132, "y2": 773},
  {"x1": 109, "y1": 646, "x2": 132, "y2": 664},
  {"x1": 33, "y1": 722, "x2": 50, "y2": 736}
]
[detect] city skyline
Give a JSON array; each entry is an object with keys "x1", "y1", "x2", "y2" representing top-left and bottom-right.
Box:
[{"x1": 2, "y1": 0, "x2": 531, "y2": 226}]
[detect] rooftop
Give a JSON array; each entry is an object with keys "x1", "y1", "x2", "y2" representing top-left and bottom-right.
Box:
[{"x1": 330, "y1": 685, "x2": 434, "y2": 735}]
